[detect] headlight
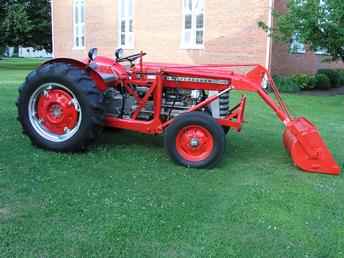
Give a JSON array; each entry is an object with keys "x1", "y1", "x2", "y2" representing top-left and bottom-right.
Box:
[
  {"x1": 115, "y1": 48, "x2": 124, "y2": 60},
  {"x1": 88, "y1": 48, "x2": 98, "y2": 61}
]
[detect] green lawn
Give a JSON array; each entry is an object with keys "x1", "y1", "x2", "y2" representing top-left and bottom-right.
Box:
[{"x1": 0, "y1": 58, "x2": 343, "y2": 258}]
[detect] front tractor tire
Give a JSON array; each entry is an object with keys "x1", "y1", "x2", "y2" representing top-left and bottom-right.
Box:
[
  {"x1": 17, "y1": 63, "x2": 105, "y2": 152},
  {"x1": 164, "y1": 112, "x2": 225, "y2": 169}
]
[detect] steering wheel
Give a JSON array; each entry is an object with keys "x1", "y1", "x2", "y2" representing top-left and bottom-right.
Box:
[{"x1": 117, "y1": 52, "x2": 147, "y2": 63}]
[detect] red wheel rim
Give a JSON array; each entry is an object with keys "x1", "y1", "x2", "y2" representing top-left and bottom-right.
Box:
[
  {"x1": 176, "y1": 125, "x2": 214, "y2": 162},
  {"x1": 37, "y1": 89, "x2": 79, "y2": 135}
]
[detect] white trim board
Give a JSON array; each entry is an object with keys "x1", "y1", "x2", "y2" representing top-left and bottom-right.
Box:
[{"x1": 265, "y1": 0, "x2": 274, "y2": 71}]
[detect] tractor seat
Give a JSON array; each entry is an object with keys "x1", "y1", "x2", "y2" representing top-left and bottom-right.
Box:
[
  {"x1": 98, "y1": 72, "x2": 118, "y2": 85},
  {"x1": 89, "y1": 63, "x2": 118, "y2": 85}
]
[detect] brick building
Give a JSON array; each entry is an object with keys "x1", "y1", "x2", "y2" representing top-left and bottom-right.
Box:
[{"x1": 51, "y1": 0, "x2": 344, "y2": 75}]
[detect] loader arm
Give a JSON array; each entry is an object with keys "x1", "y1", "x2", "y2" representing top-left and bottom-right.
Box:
[
  {"x1": 236, "y1": 65, "x2": 341, "y2": 175},
  {"x1": 163, "y1": 64, "x2": 340, "y2": 175}
]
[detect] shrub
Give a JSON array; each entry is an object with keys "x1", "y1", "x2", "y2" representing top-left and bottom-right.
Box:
[
  {"x1": 314, "y1": 73, "x2": 331, "y2": 90},
  {"x1": 317, "y1": 69, "x2": 340, "y2": 88},
  {"x1": 0, "y1": 46, "x2": 5, "y2": 57},
  {"x1": 273, "y1": 75, "x2": 301, "y2": 93},
  {"x1": 291, "y1": 74, "x2": 315, "y2": 90},
  {"x1": 335, "y1": 69, "x2": 344, "y2": 87}
]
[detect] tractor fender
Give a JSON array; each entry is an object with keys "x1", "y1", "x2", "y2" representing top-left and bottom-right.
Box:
[
  {"x1": 41, "y1": 58, "x2": 109, "y2": 92},
  {"x1": 92, "y1": 56, "x2": 128, "y2": 80}
]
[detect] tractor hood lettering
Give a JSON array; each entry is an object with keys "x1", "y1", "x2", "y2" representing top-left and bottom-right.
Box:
[{"x1": 165, "y1": 76, "x2": 229, "y2": 85}]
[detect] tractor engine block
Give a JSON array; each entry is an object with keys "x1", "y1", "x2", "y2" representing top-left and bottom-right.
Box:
[{"x1": 104, "y1": 86, "x2": 230, "y2": 121}]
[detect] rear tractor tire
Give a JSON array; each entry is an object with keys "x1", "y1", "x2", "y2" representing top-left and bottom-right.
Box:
[
  {"x1": 223, "y1": 126, "x2": 230, "y2": 135},
  {"x1": 17, "y1": 63, "x2": 105, "y2": 152},
  {"x1": 164, "y1": 112, "x2": 226, "y2": 169}
]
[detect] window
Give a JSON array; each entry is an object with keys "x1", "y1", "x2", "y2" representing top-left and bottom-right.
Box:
[
  {"x1": 289, "y1": 32, "x2": 305, "y2": 54},
  {"x1": 118, "y1": 0, "x2": 134, "y2": 49},
  {"x1": 315, "y1": 48, "x2": 328, "y2": 55},
  {"x1": 182, "y1": 0, "x2": 204, "y2": 49},
  {"x1": 73, "y1": 0, "x2": 85, "y2": 49}
]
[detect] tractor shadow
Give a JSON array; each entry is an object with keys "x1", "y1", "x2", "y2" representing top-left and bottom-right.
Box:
[{"x1": 95, "y1": 127, "x2": 164, "y2": 149}]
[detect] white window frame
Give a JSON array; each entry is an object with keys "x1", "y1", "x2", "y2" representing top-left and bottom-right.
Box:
[
  {"x1": 181, "y1": 0, "x2": 205, "y2": 49},
  {"x1": 315, "y1": 48, "x2": 328, "y2": 55},
  {"x1": 290, "y1": 32, "x2": 306, "y2": 54},
  {"x1": 73, "y1": 0, "x2": 85, "y2": 49},
  {"x1": 118, "y1": 0, "x2": 134, "y2": 49}
]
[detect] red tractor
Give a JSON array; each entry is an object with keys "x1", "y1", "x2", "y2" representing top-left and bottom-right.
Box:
[{"x1": 17, "y1": 48, "x2": 340, "y2": 175}]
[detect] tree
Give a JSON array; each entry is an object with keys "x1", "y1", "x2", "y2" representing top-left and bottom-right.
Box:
[
  {"x1": 259, "y1": 0, "x2": 344, "y2": 62},
  {"x1": 0, "y1": 0, "x2": 52, "y2": 54},
  {"x1": 25, "y1": 0, "x2": 52, "y2": 52},
  {"x1": 1, "y1": 2, "x2": 33, "y2": 48}
]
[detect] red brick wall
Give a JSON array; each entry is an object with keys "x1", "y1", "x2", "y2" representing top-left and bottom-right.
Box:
[
  {"x1": 52, "y1": 0, "x2": 118, "y2": 59},
  {"x1": 52, "y1": 0, "x2": 271, "y2": 66},
  {"x1": 271, "y1": 0, "x2": 344, "y2": 75}
]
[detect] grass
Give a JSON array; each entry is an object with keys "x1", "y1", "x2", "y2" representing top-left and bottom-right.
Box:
[{"x1": 0, "y1": 58, "x2": 343, "y2": 258}]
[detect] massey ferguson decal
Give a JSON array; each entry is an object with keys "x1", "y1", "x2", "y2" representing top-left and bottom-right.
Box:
[{"x1": 165, "y1": 76, "x2": 230, "y2": 85}]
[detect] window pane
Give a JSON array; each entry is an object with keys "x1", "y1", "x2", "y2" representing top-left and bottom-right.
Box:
[
  {"x1": 194, "y1": 0, "x2": 199, "y2": 10},
  {"x1": 128, "y1": 33, "x2": 133, "y2": 46},
  {"x1": 184, "y1": 0, "x2": 192, "y2": 11},
  {"x1": 185, "y1": 14, "x2": 192, "y2": 29},
  {"x1": 75, "y1": 5, "x2": 79, "y2": 23},
  {"x1": 121, "y1": 34, "x2": 126, "y2": 45},
  {"x1": 184, "y1": 30, "x2": 191, "y2": 45},
  {"x1": 196, "y1": 14, "x2": 203, "y2": 29},
  {"x1": 196, "y1": 30, "x2": 203, "y2": 45},
  {"x1": 76, "y1": 37, "x2": 79, "y2": 47},
  {"x1": 75, "y1": 25, "x2": 80, "y2": 36},
  {"x1": 129, "y1": 20, "x2": 133, "y2": 32},
  {"x1": 80, "y1": 4, "x2": 85, "y2": 23},
  {"x1": 315, "y1": 47, "x2": 328, "y2": 54},
  {"x1": 290, "y1": 32, "x2": 305, "y2": 53},
  {"x1": 81, "y1": 36, "x2": 85, "y2": 47},
  {"x1": 121, "y1": 20, "x2": 126, "y2": 33},
  {"x1": 121, "y1": 0, "x2": 126, "y2": 18},
  {"x1": 184, "y1": 0, "x2": 188, "y2": 10},
  {"x1": 128, "y1": 0, "x2": 133, "y2": 17},
  {"x1": 194, "y1": 0, "x2": 204, "y2": 12}
]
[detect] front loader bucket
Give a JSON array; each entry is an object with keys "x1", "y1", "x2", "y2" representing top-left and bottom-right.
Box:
[{"x1": 283, "y1": 117, "x2": 341, "y2": 175}]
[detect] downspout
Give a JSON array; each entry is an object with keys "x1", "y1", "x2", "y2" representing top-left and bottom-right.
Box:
[
  {"x1": 51, "y1": 0, "x2": 55, "y2": 58},
  {"x1": 265, "y1": 0, "x2": 274, "y2": 72}
]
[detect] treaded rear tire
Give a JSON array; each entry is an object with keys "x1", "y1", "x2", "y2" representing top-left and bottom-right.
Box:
[
  {"x1": 164, "y1": 112, "x2": 225, "y2": 169},
  {"x1": 223, "y1": 126, "x2": 230, "y2": 135},
  {"x1": 17, "y1": 63, "x2": 105, "y2": 152}
]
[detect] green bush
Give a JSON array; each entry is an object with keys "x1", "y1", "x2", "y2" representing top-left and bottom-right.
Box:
[
  {"x1": 335, "y1": 69, "x2": 344, "y2": 87},
  {"x1": 0, "y1": 46, "x2": 5, "y2": 57},
  {"x1": 317, "y1": 69, "x2": 340, "y2": 88},
  {"x1": 273, "y1": 75, "x2": 301, "y2": 93},
  {"x1": 314, "y1": 73, "x2": 331, "y2": 90},
  {"x1": 273, "y1": 74, "x2": 315, "y2": 92},
  {"x1": 291, "y1": 74, "x2": 315, "y2": 90}
]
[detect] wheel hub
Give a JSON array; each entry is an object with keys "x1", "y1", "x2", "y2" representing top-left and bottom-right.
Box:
[
  {"x1": 36, "y1": 89, "x2": 79, "y2": 135},
  {"x1": 190, "y1": 138, "x2": 200, "y2": 148},
  {"x1": 176, "y1": 125, "x2": 214, "y2": 162},
  {"x1": 50, "y1": 104, "x2": 62, "y2": 119}
]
